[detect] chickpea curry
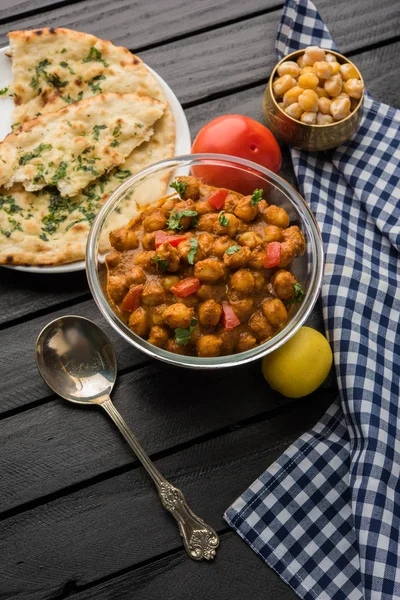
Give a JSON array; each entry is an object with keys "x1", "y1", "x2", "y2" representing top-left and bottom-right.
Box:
[{"x1": 105, "y1": 175, "x2": 306, "y2": 358}]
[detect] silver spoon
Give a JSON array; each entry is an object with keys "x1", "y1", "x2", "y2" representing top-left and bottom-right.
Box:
[{"x1": 35, "y1": 315, "x2": 219, "y2": 561}]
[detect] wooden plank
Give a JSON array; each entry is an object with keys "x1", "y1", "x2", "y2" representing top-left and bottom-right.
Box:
[
  {"x1": 73, "y1": 532, "x2": 297, "y2": 600},
  {"x1": 0, "y1": 0, "x2": 86, "y2": 23},
  {"x1": 0, "y1": 397, "x2": 333, "y2": 600}
]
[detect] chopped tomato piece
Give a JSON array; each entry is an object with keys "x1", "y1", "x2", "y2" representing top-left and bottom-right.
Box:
[
  {"x1": 120, "y1": 284, "x2": 143, "y2": 312},
  {"x1": 221, "y1": 302, "x2": 240, "y2": 330},
  {"x1": 155, "y1": 231, "x2": 188, "y2": 248},
  {"x1": 208, "y1": 189, "x2": 228, "y2": 210},
  {"x1": 264, "y1": 242, "x2": 281, "y2": 268},
  {"x1": 171, "y1": 277, "x2": 200, "y2": 298}
]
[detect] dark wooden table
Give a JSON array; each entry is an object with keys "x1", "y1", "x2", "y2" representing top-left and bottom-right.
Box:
[{"x1": 1, "y1": 1, "x2": 399, "y2": 598}]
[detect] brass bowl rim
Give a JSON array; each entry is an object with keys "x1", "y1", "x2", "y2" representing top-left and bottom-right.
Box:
[{"x1": 269, "y1": 48, "x2": 364, "y2": 128}]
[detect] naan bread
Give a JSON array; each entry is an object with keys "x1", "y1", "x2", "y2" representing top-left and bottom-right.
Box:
[
  {"x1": 7, "y1": 28, "x2": 167, "y2": 124},
  {"x1": 0, "y1": 109, "x2": 176, "y2": 266},
  {"x1": 0, "y1": 92, "x2": 164, "y2": 196}
]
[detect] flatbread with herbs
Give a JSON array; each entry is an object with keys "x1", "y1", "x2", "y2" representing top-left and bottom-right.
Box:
[
  {"x1": 0, "y1": 92, "x2": 164, "y2": 196},
  {"x1": 7, "y1": 28, "x2": 167, "y2": 124}
]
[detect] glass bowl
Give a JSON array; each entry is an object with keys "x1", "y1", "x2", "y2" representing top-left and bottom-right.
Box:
[{"x1": 86, "y1": 154, "x2": 324, "y2": 369}]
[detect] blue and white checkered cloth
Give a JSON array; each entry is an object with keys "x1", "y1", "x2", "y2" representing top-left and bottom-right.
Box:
[{"x1": 224, "y1": 2, "x2": 400, "y2": 599}]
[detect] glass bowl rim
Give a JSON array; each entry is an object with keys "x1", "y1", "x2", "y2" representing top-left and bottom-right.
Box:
[{"x1": 86, "y1": 152, "x2": 324, "y2": 369}]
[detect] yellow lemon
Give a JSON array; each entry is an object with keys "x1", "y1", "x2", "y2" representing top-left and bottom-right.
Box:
[{"x1": 261, "y1": 326, "x2": 333, "y2": 398}]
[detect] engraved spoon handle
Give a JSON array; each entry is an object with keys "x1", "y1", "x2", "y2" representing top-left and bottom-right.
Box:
[{"x1": 101, "y1": 397, "x2": 219, "y2": 560}]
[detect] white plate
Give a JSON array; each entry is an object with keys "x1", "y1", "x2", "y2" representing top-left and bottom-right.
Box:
[{"x1": 0, "y1": 46, "x2": 191, "y2": 274}]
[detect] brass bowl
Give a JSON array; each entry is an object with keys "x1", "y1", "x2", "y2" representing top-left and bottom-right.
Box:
[{"x1": 263, "y1": 49, "x2": 364, "y2": 151}]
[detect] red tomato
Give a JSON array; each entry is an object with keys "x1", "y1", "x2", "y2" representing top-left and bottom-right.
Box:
[
  {"x1": 120, "y1": 284, "x2": 143, "y2": 312},
  {"x1": 208, "y1": 189, "x2": 228, "y2": 210},
  {"x1": 221, "y1": 302, "x2": 240, "y2": 330},
  {"x1": 191, "y1": 115, "x2": 282, "y2": 194},
  {"x1": 171, "y1": 277, "x2": 200, "y2": 298},
  {"x1": 264, "y1": 242, "x2": 281, "y2": 268},
  {"x1": 155, "y1": 231, "x2": 188, "y2": 248}
]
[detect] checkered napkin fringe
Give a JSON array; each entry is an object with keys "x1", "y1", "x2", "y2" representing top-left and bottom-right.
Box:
[{"x1": 224, "y1": 2, "x2": 400, "y2": 599}]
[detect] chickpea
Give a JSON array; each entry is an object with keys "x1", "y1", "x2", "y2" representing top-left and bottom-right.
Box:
[
  {"x1": 318, "y1": 97, "x2": 332, "y2": 115},
  {"x1": 197, "y1": 283, "x2": 226, "y2": 302},
  {"x1": 150, "y1": 304, "x2": 167, "y2": 326},
  {"x1": 264, "y1": 205, "x2": 290, "y2": 229},
  {"x1": 301, "y1": 65, "x2": 314, "y2": 75},
  {"x1": 238, "y1": 231, "x2": 263, "y2": 249},
  {"x1": 273, "y1": 74, "x2": 297, "y2": 97},
  {"x1": 198, "y1": 213, "x2": 225, "y2": 235},
  {"x1": 197, "y1": 232, "x2": 215, "y2": 256},
  {"x1": 325, "y1": 53, "x2": 337, "y2": 63},
  {"x1": 134, "y1": 250, "x2": 155, "y2": 271},
  {"x1": 154, "y1": 242, "x2": 180, "y2": 273},
  {"x1": 264, "y1": 225, "x2": 283, "y2": 243},
  {"x1": 148, "y1": 326, "x2": 169, "y2": 348},
  {"x1": 228, "y1": 297, "x2": 254, "y2": 322},
  {"x1": 324, "y1": 74, "x2": 343, "y2": 97},
  {"x1": 105, "y1": 249, "x2": 120, "y2": 269},
  {"x1": 197, "y1": 335, "x2": 222, "y2": 357},
  {"x1": 141, "y1": 280, "x2": 166, "y2": 306},
  {"x1": 285, "y1": 103, "x2": 303, "y2": 120},
  {"x1": 282, "y1": 226, "x2": 306, "y2": 255},
  {"x1": 283, "y1": 85, "x2": 303, "y2": 107},
  {"x1": 160, "y1": 197, "x2": 178, "y2": 216},
  {"x1": 213, "y1": 235, "x2": 235, "y2": 258},
  {"x1": 125, "y1": 266, "x2": 146, "y2": 287},
  {"x1": 219, "y1": 329, "x2": 239, "y2": 354},
  {"x1": 163, "y1": 303, "x2": 194, "y2": 329},
  {"x1": 298, "y1": 89, "x2": 318, "y2": 112},
  {"x1": 279, "y1": 241, "x2": 296, "y2": 267},
  {"x1": 237, "y1": 332, "x2": 257, "y2": 352},
  {"x1": 234, "y1": 196, "x2": 260, "y2": 222},
  {"x1": 166, "y1": 339, "x2": 187, "y2": 355},
  {"x1": 298, "y1": 73, "x2": 319, "y2": 91},
  {"x1": 198, "y1": 299, "x2": 222, "y2": 327},
  {"x1": 174, "y1": 200, "x2": 196, "y2": 229},
  {"x1": 277, "y1": 61, "x2": 300, "y2": 78},
  {"x1": 178, "y1": 238, "x2": 202, "y2": 263},
  {"x1": 194, "y1": 258, "x2": 226, "y2": 283},
  {"x1": 109, "y1": 228, "x2": 139, "y2": 251},
  {"x1": 303, "y1": 46, "x2": 325, "y2": 65},
  {"x1": 340, "y1": 63, "x2": 359, "y2": 81},
  {"x1": 272, "y1": 269, "x2": 297, "y2": 300},
  {"x1": 296, "y1": 54, "x2": 306, "y2": 69},
  {"x1": 344, "y1": 78, "x2": 364, "y2": 100},
  {"x1": 142, "y1": 232, "x2": 156, "y2": 250},
  {"x1": 175, "y1": 175, "x2": 199, "y2": 200},
  {"x1": 337, "y1": 92, "x2": 350, "y2": 100},
  {"x1": 317, "y1": 113, "x2": 334, "y2": 124},
  {"x1": 248, "y1": 312, "x2": 274, "y2": 341},
  {"x1": 107, "y1": 275, "x2": 128, "y2": 303},
  {"x1": 142, "y1": 210, "x2": 167, "y2": 233},
  {"x1": 301, "y1": 111, "x2": 317, "y2": 124},
  {"x1": 224, "y1": 193, "x2": 240, "y2": 213},
  {"x1": 224, "y1": 212, "x2": 239, "y2": 238},
  {"x1": 252, "y1": 271, "x2": 266, "y2": 292},
  {"x1": 161, "y1": 275, "x2": 180, "y2": 292},
  {"x1": 249, "y1": 249, "x2": 265, "y2": 270},
  {"x1": 129, "y1": 307, "x2": 149, "y2": 337},
  {"x1": 329, "y1": 61, "x2": 341, "y2": 75},
  {"x1": 230, "y1": 269, "x2": 255, "y2": 296},
  {"x1": 316, "y1": 86, "x2": 329, "y2": 98},
  {"x1": 262, "y1": 298, "x2": 288, "y2": 328},
  {"x1": 195, "y1": 200, "x2": 213, "y2": 215},
  {"x1": 330, "y1": 96, "x2": 351, "y2": 121},
  {"x1": 223, "y1": 246, "x2": 251, "y2": 269},
  {"x1": 313, "y1": 61, "x2": 332, "y2": 80}
]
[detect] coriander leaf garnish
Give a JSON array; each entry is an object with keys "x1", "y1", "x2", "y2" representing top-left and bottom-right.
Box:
[
  {"x1": 170, "y1": 180, "x2": 187, "y2": 198},
  {"x1": 112, "y1": 124, "x2": 121, "y2": 137},
  {"x1": 30, "y1": 59, "x2": 51, "y2": 90},
  {"x1": 187, "y1": 238, "x2": 198, "y2": 265},
  {"x1": 60, "y1": 91, "x2": 83, "y2": 104},
  {"x1": 250, "y1": 188, "x2": 263, "y2": 206},
  {"x1": 59, "y1": 61, "x2": 75, "y2": 75},
  {"x1": 39, "y1": 232, "x2": 49, "y2": 242},
  {"x1": 218, "y1": 211, "x2": 229, "y2": 227},
  {"x1": 287, "y1": 282, "x2": 306, "y2": 305},
  {"x1": 225, "y1": 245, "x2": 241, "y2": 255},
  {"x1": 51, "y1": 161, "x2": 68, "y2": 185},
  {"x1": 0, "y1": 86, "x2": 8, "y2": 97},
  {"x1": 110, "y1": 140, "x2": 119, "y2": 147},
  {"x1": 151, "y1": 255, "x2": 169, "y2": 272},
  {"x1": 88, "y1": 74, "x2": 106, "y2": 93},
  {"x1": 114, "y1": 169, "x2": 132, "y2": 181},
  {"x1": 175, "y1": 318, "x2": 198, "y2": 346},
  {"x1": 0, "y1": 195, "x2": 22, "y2": 214},
  {"x1": 19, "y1": 143, "x2": 52, "y2": 165},
  {"x1": 83, "y1": 47, "x2": 109, "y2": 67},
  {"x1": 93, "y1": 124, "x2": 107, "y2": 141},
  {"x1": 61, "y1": 48, "x2": 67, "y2": 54},
  {"x1": 167, "y1": 209, "x2": 198, "y2": 232}
]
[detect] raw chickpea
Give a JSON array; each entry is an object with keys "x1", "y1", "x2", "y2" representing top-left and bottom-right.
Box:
[
  {"x1": 197, "y1": 335, "x2": 222, "y2": 357},
  {"x1": 273, "y1": 74, "x2": 297, "y2": 97},
  {"x1": 301, "y1": 66, "x2": 314, "y2": 75},
  {"x1": 301, "y1": 111, "x2": 317, "y2": 124},
  {"x1": 298, "y1": 73, "x2": 319, "y2": 90},
  {"x1": 317, "y1": 113, "x2": 334, "y2": 124},
  {"x1": 126, "y1": 266, "x2": 146, "y2": 287},
  {"x1": 316, "y1": 86, "x2": 329, "y2": 98},
  {"x1": 277, "y1": 61, "x2": 300, "y2": 78},
  {"x1": 324, "y1": 74, "x2": 343, "y2": 97},
  {"x1": 337, "y1": 92, "x2": 350, "y2": 100},
  {"x1": 344, "y1": 78, "x2": 364, "y2": 99},
  {"x1": 223, "y1": 246, "x2": 251, "y2": 269},
  {"x1": 325, "y1": 53, "x2": 337, "y2": 63},
  {"x1": 237, "y1": 332, "x2": 257, "y2": 352},
  {"x1": 148, "y1": 326, "x2": 169, "y2": 349},
  {"x1": 313, "y1": 61, "x2": 332, "y2": 80},
  {"x1": 296, "y1": 55, "x2": 306, "y2": 69},
  {"x1": 262, "y1": 298, "x2": 288, "y2": 328},
  {"x1": 318, "y1": 97, "x2": 332, "y2": 115},
  {"x1": 194, "y1": 258, "x2": 226, "y2": 283},
  {"x1": 161, "y1": 275, "x2": 180, "y2": 291},
  {"x1": 283, "y1": 85, "x2": 303, "y2": 107},
  {"x1": 285, "y1": 103, "x2": 303, "y2": 120},
  {"x1": 330, "y1": 96, "x2": 351, "y2": 121},
  {"x1": 272, "y1": 269, "x2": 297, "y2": 300},
  {"x1": 329, "y1": 62, "x2": 341, "y2": 75},
  {"x1": 109, "y1": 228, "x2": 139, "y2": 251},
  {"x1": 238, "y1": 231, "x2": 263, "y2": 249},
  {"x1": 141, "y1": 280, "x2": 166, "y2": 306},
  {"x1": 142, "y1": 210, "x2": 167, "y2": 233},
  {"x1": 248, "y1": 312, "x2": 274, "y2": 341},
  {"x1": 129, "y1": 307, "x2": 149, "y2": 337},
  {"x1": 303, "y1": 46, "x2": 325, "y2": 65},
  {"x1": 340, "y1": 63, "x2": 359, "y2": 81},
  {"x1": 163, "y1": 303, "x2": 194, "y2": 329},
  {"x1": 264, "y1": 205, "x2": 290, "y2": 229},
  {"x1": 298, "y1": 89, "x2": 318, "y2": 112},
  {"x1": 198, "y1": 299, "x2": 222, "y2": 327},
  {"x1": 230, "y1": 269, "x2": 255, "y2": 296},
  {"x1": 108, "y1": 275, "x2": 128, "y2": 303},
  {"x1": 264, "y1": 225, "x2": 283, "y2": 243}
]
